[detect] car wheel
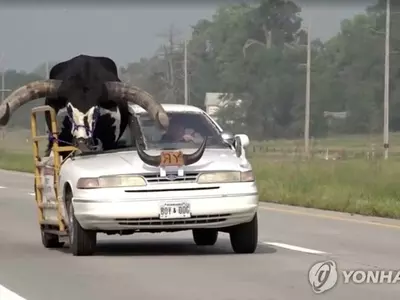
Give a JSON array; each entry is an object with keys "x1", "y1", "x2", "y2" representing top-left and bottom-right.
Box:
[
  {"x1": 229, "y1": 213, "x2": 258, "y2": 254},
  {"x1": 192, "y1": 229, "x2": 218, "y2": 246},
  {"x1": 41, "y1": 227, "x2": 65, "y2": 248},
  {"x1": 66, "y1": 193, "x2": 97, "y2": 256}
]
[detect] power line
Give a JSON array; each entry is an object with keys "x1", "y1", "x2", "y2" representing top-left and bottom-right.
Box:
[
  {"x1": 184, "y1": 39, "x2": 188, "y2": 105},
  {"x1": 304, "y1": 21, "x2": 311, "y2": 158}
]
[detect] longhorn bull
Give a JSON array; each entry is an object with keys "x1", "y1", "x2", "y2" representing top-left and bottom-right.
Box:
[{"x1": 0, "y1": 54, "x2": 206, "y2": 166}]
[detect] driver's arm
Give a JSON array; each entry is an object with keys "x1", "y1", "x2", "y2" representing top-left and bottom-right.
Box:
[{"x1": 184, "y1": 132, "x2": 203, "y2": 143}]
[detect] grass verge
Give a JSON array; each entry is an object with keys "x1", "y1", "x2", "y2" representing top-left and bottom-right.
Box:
[
  {"x1": 0, "y1": 150, "x2": 34, "y2": 173},
  {"x1": 252, "y1": 157, "x2": 400, "y2": 219},
  {"x1": 1, "y1": 149, "x2": 400, "y2": 219}
]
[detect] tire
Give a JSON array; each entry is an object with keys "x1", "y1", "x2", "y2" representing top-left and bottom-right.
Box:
[
  {"x1": 66, "y1": 194, "x2": 97, "y2": 256},
  {"x1": 41, "y1": 228, "x2": 65, "y2": 248},
  {"x1": 229, "y1": 213, "x2": 258, "y2": 254},
  {"x1": 192, "y1": 229, "x2": 218, "y2": 246}
]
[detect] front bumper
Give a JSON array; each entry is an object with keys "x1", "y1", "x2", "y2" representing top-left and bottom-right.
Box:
[{"x1": 71, "y1": 183, "x2": 258, "y2": 231}]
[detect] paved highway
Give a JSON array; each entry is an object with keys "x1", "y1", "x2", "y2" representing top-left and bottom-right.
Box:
[{"x1": 0, "y1": 168, "x2": 399, "y2": 300}]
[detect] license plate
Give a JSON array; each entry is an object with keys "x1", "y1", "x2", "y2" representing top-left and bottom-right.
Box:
[
  {"x1": 160, "y1": 150, "x2": 184, "y2": 167},
  {"x1": 159, "y1": 202, "x2": 191, "y2": 219}
]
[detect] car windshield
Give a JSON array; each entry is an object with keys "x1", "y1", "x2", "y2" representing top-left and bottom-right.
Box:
[{"x1": 136, "y1": 111, "x2": 230, "y2": 150}]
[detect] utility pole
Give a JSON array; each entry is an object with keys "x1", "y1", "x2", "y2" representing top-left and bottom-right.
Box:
[
  {"x1": 0, "y1": 73, "x2": 12, "y2": 102},
  {"x1": 156, "y1": 24, "x2": 182, "y2": 103},
  {"x1": 0, "y1": 71, "x2": 12, "y2": 103},
  {"x1": 384, "y1": 0, "x2": 390, "y2": 160},
  {"x1": 0, "y1": 53, "x2": 11, "y2": 103},
  {"x1": 0, "y1": 54, "x2": 12, "y2": 140},
  {"x1": 184, "y1": 39, "x2": 188, "y2": 105},
  {"x1": 304, "y1": 21, "x2": 311, "y2": 158}
]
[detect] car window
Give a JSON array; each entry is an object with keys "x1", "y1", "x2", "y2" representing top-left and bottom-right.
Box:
[
  {"x1": 119, "y1": 125, "x2": 133, "y2": 146},
  {"x1": 136, "y1": 111, "x2": 230, "y2": 150}
]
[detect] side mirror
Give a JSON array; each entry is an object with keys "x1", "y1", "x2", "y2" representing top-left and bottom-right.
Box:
[
  {"x1": 234, "y1": 135, "x2": 243, "y2": 157},
  {"x1": 233, "y1": 134, "x2": 250, "y2": 158},
  {"x1": 221, "y1": 131, "x2": 235, "y2": 145},
  {"x1": 234, "y1": 134, "x2": 250, "y2": 148}
]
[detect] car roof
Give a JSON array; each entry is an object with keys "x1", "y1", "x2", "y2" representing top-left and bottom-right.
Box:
[{"x1": 129, "y1": 103, "x2": 205, "y2": 115}]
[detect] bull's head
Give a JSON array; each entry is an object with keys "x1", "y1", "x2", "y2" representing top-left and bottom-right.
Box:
[
  {"x1": 0, "y1": 80, "x2": 206, "y2": 166},
  {"x1": 63, "y1": 102, "x2": 101, "y2": 152}
]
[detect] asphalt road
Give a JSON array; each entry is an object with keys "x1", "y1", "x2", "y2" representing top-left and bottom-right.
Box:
[{"x1": 1, "y1": 169, "x2": 400, "y2": 300}]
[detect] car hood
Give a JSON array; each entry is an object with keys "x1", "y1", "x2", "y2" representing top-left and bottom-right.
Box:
[{"x1": 63, "y1": 148, "x2": 251, "y2": 177}]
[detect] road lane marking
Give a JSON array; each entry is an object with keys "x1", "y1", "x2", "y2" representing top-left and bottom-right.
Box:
[
  {"x1": 259, "y1": 205, "x2": 400, "y2": 230},
  {"x1": 0, "y1": 186, "x2": 6, "y2": 189},
  {"x1": 0, "y1": 284, "x2": 27, "y2": 300},
  {"x1": 263, "y1": 242, "x2": 328, "y2": 255},
  {"x1": 28, "y1": 193, "x2": 35, "y2": 196}
]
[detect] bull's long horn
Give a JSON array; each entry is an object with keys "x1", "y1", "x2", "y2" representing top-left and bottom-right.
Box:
[
  {"x1": 136, "y1": 137, "x2": 208, "y2": 167},
  {"x1": 0, "y1": 80, "x2": 62, "y2": 126},
  {"x1": 135, "y1": 139, "x2": 162, "y2": 167},
  {"x1": 104, "y1": 82, "x2": 169, "y2": 130}
]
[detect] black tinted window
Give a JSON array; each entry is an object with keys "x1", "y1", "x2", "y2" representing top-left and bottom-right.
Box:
[{"x1": 137, "y1": 112, "x2": 229, "y2": 150}]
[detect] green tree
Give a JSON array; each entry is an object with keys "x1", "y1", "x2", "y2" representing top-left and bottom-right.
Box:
[{"x1": 203, "y1": 0, "x2": 310, "y2": 139}]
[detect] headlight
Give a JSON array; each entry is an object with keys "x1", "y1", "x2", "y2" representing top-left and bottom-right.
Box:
[
  {"x1": 76, "y1": 178, "x2": 99, "y2": 189},
  {"x1": 197, "y1": 171, "x2": 254, "y2": 184},
  {"x1": 77, "y1": 175, "x2": 147, "y2": 189},
  {"x1": 240, "y1": 170, "x2": 255, "y2": 182}
]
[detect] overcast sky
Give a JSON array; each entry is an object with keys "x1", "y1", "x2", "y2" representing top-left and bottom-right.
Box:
[{"x1": 0, "y1": 1, "x2": 377, "y2": 72}]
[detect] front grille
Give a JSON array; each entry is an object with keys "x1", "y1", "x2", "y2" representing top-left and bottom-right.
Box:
[
  {"x1": 124, "y1": 186, "x2": 219, "y2": 193},
  {"x1": 143, "y1": 172, "x2": 199, "y2": 184},
  {"x1": 115, "y1": 214, "x2": 230, "y2": 226}
]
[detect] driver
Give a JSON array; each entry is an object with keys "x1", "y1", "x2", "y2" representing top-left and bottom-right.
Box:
[{"x1": 160, "y1": 118, "x2": 196, "y2": 143}]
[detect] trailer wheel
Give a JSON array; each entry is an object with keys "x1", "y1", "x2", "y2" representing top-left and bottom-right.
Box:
[
  {"x1": 66, "y1": 192, "x2": 97, "y2": 256},
  {"x1": 41, "y1": 228, "x2": 65, "y2": 248}
]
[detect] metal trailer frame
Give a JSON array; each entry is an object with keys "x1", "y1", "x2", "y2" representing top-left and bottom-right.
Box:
[{"x1": 31, "y1": 105, "x2": 77, "y2": 246}]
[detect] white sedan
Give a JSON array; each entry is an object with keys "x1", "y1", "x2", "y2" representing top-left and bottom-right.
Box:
[{"x1": 41, "y1": 104, "x2": 259, "y2": 256}]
